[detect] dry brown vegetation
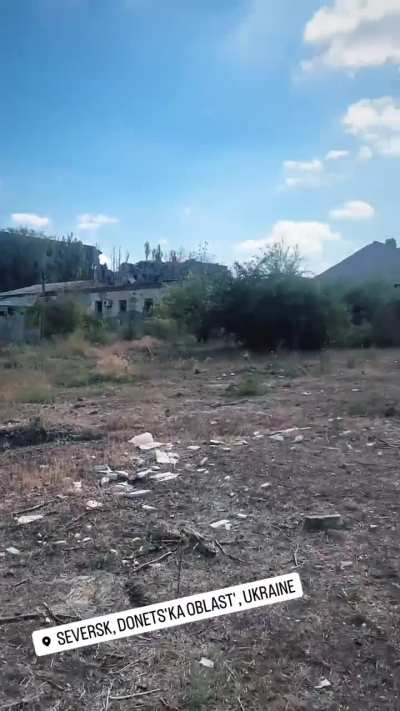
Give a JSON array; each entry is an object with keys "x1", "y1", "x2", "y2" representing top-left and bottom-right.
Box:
[{"x1": 1, "y1": 342, "x2": 400, "y2": 710}]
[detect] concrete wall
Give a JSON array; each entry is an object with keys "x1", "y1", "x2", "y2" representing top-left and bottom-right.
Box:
[
  {"x1": 0, "y1": 313, "x2": 39, "y2": 344},
  {"x1": 56, "y1": 285, "x2": 171, "y2": 319}
]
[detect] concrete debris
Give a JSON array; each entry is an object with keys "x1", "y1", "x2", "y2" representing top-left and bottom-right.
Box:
[
  {"x1": 142, "y1": 505, "x2": 157, "y2": 511},
  {"x1": 124, "y1": 489, "x2": 151, "y2": 497},
  {"x1": 294, "y1": 435, "x2": 304, "y2": 443},
  {"x1": 150, "y1": 471, "x2": 179, "y2": 482},
  {"x1": 209, "y1": 439, "x2": 225, "y2": 446},
  {"x1": 236, "y1": 513, "x2": 248, "y2": 519},
  {"x1": 340, "y1": 561, "x2": 353, "y2": 570},
  {"x1": 129, "y1": 432, "x2": 164, "y2": 450},
  {"x1": 86, "y1": 500, "x2": 103, "y2": 510},
  {"x1": 187, "y1": 445, "x2": 201, "y2": 451},
  {"x1": 261, "y1": 482, "x2": 271, "y2": 489},
  {"x1": 155, "y1": 449, "x2": 179, "y2": 465},
  {"x1": 200, "y1": 457, "x2": 208, "y2": 466},
  {"x1": 270, "y1": 434, "x2": 284, "y2": 442},
  {"x1": 199, "y1": 658, "x2": 214, "y2": 669},
  {"x1": 16, "y1": 514, "x2": 44, "y2": 525},
  {"x1": 314, "y1": 678, "x2": 332, "y2": 690},
  {"x1": 210, "y1": 519, "x2": 232, "y2": 531},
  {"x1": 6, "y1": 547, "x2": 21, "y2": 555},
  {"x1": 94, "y1": 465, "x2": 113, "y2": 474},
  {"x1": 135, "y1": 468, "x2": 154, "y2": 479},
  {"x1": 304, "y1": 513, "x2": 343, "y2": 531}
]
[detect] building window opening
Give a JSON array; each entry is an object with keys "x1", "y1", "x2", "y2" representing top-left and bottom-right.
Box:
[
  {"x1": 143, "y1": 298, "x2": 154, "y2": 317},
  {"x1": 119, "y1": 299, "x2": 127, "y2": 313},
  {"x1": 95, "y1": 300, "x2": 103, "y2": 314}
]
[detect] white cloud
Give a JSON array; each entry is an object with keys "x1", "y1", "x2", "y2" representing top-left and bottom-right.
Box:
[
  {"x1": 236, "y1": 220, "x2": 343, "y2": 272},
  {"x1": 330, "y1": 200, "x2": 376, "y2": 221},
  {"x1": 303, "y1": 0, "x2": 400, "y2": 71},
  {"x1": 283, "y1": 158, "x2": 325, "y2": 188},
  {"x1": 77, "y1": 213, "x2": 119, "y2": 231},
  {"x1": 283, "y1": 159, "x2": 324, "y2": 173},
  {"x1": 325, "y1": 149, "x2": 350, "y2": 160},
  {"x1": 343, "y1": 96, "x2": 400, "y2": 157},
  {"x1": 11, "y1": 213, "x2": 51, "y2": 229}
]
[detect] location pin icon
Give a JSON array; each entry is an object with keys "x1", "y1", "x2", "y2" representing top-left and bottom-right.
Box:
[{"x1": 42, "y1": 636, "x2": 51, "y2": 647}]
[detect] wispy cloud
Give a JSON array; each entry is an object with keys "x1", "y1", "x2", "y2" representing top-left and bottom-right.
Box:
[
  {"x1": 283, "y1": 158, "x2": 325, "y2": 188},
  {"x1": 11, "y1": 213, "x2": 51, "y2": 229},
  {"x1": 325, "y1": 149, "x2": 350, "y2": 160},
  {"x1": 330, "y1": 200, "x2": 376, "y2": 221},
  {"x1": 77, "y1": 213, "x2": 119, "y2": 231}
]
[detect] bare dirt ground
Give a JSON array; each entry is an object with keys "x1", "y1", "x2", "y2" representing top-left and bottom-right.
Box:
[{"x1": 1, "y1": 346, "x2": 400, "y2": 710}]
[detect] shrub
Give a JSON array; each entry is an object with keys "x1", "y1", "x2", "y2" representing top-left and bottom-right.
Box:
[
  {"x1": 143, "y1": 317, "x2": 179, "y2": 341},
  {"x1": 28, "y1": 300, "x2": 83, "y2": 337}
]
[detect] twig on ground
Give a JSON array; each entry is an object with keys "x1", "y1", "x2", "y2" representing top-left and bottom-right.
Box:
[
  {"x1": 104, "y1": 682, "x2": 113, "y2": 711},
  {"x1": 132, "y1": 551, "x2": 173, "y2": 574},
  {"x1": 214, "y1": 539, "x2": 246, "y2": 564},
  {"x1": 237, "y1": 698, "x2": 246, "y2": 711},
  {"x1": 176, "y1": 542, "x2": 184, "y2": 596},
  {"x1": 0, "y1": 611, "x2": 44, "y2": 626},
  {"x1": 13, "y1": 578, "x2": 29, "y2": 588},
  {"x1": 13, "y1": 499, "x2": 58, "y2": 516},
  {"x1": 109, "y1": 689, "x2": 161, "y2": 700}
]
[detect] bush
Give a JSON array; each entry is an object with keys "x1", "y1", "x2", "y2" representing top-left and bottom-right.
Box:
[
  {"x1": 28, "y1": 300, "x2": 83, "y2": 337},
  {"x1": 143, "y1": 317, "x2": 179, "y2": 341},
  {"x1": 216, "y1": 275, "x2": 327, "y2": 350}
]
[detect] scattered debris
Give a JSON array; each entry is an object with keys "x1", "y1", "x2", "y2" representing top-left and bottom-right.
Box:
[
  {"x1": 187, "y1": 445, "x2": 201, "y2": 451},
  {"x1": 150, "y1": 472, "x2": 179, "y2": 482},
  {"x1": 294, "y1": 435, "x2": 304, "y2": 443},
  {"x1": 270, "y1": 434, "x2": 284, "y2": 442},
  {"x1": 155, "y1": 450, "x2": 179, "y2": 465},
  {"x1": 210, "y1": 520, "x2": 232, "y2": 531},
  {"x1": 124, "y1": 489, "x2": 151, "y2": 497},
  {"x1": 129, "y1": 432, "x2": 164, "y2": 451},
  {"x1": 304, "y1": 513, "x2": 343, "y2": 531},
  {"x1": 6, "y1": 547, "x2": 21, "y2": 555},
  {"x1": 142, "y1": 505, "x2": 157, "y2": 511},
  {"x1": 16, "y1": 514, "x2": 44, "y2": 525},
  {"x1": 86, "y1": 500, "x2": 103, "y2": 510},
  {"x1": 199, "y1": 658, "x2": 214, "y2": 669},
  {"x1": 340, "y1": 561, "x2": 353, "y2": 570},
  {"x1": 260, "y1": 482, "x2": 271, "y2": 489},
  {"x1": 314, "y1": 678, "x2": 332, "y2": 690}
]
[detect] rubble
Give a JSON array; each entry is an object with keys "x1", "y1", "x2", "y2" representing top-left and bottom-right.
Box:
[
  {"x1": 150, "y1": 472, "x2": 179, "y2": 482},
  {"x1": 155, "y1": 450, "x2": 179, "y2": 465},
  {"x1": 6, "y1": 547, "x2": 21, "y2": 555},
  {"x1": 16, "y1": 514, "x2": 44, "y2": 525},
  {"x1": 314, "y1": 678, "x2": 332, "y2": 690},
  {"x1": 270, "y1": 434, "x2": 284, "y2": 442},
  {"x1": 210, "y1": 520, "x2": 232, "y2": 531},
  {"x1": 86, "y1": 500, "x2": 103, "y2": 510},
  {"x1": 129, "y1": 432, "x2": 164, "y2": 450},
  {"x1": 199, "y1": 658, "x2": 214, "y2": 669}
]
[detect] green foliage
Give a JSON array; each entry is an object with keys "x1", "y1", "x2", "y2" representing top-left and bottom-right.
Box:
[
  {"x1": 28, "y1": 300, "x2": 84, "y2": 338},
  {"x1": 81, "y1": 314, "x2": 109, "y2": 344},
  {"x1": 216, "y1": 274, "x2": 327, "y2": 350},
  {"x1": 161, "y1": 275, "x2": 222, "y2": 342},
  {"x1": 143, "y1": 317, "x2": 179, "y2": 341}
]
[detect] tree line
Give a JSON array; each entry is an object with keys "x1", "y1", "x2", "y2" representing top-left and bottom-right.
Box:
[{"x1": 159, "y1": 242, "x2": 400, "y2": 350}]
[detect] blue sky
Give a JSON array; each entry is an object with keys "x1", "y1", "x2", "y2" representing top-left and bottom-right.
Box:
[{"x1": 1, "y1": 0, "x2": 400, "y2": 274}]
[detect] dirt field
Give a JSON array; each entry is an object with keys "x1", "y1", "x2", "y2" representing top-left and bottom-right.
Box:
[{"x1": 1, "y1": 345, "x2": 400, "y2": 710}]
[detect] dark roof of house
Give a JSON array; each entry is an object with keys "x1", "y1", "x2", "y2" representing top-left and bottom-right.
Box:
[{"x1": 315, "y1": 240, "x2": 400, "y2": 284}]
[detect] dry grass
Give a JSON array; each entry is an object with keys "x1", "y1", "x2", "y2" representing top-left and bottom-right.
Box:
[
  {"x1": 0, "y1": 370, "x2": 54, "y2": 404},
  {"x1": 10, "y1": 454, "x2": 82, "y2": 494},
  {"x1": 94, "y1": 353, "x2": 135, "y2": 382}
]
